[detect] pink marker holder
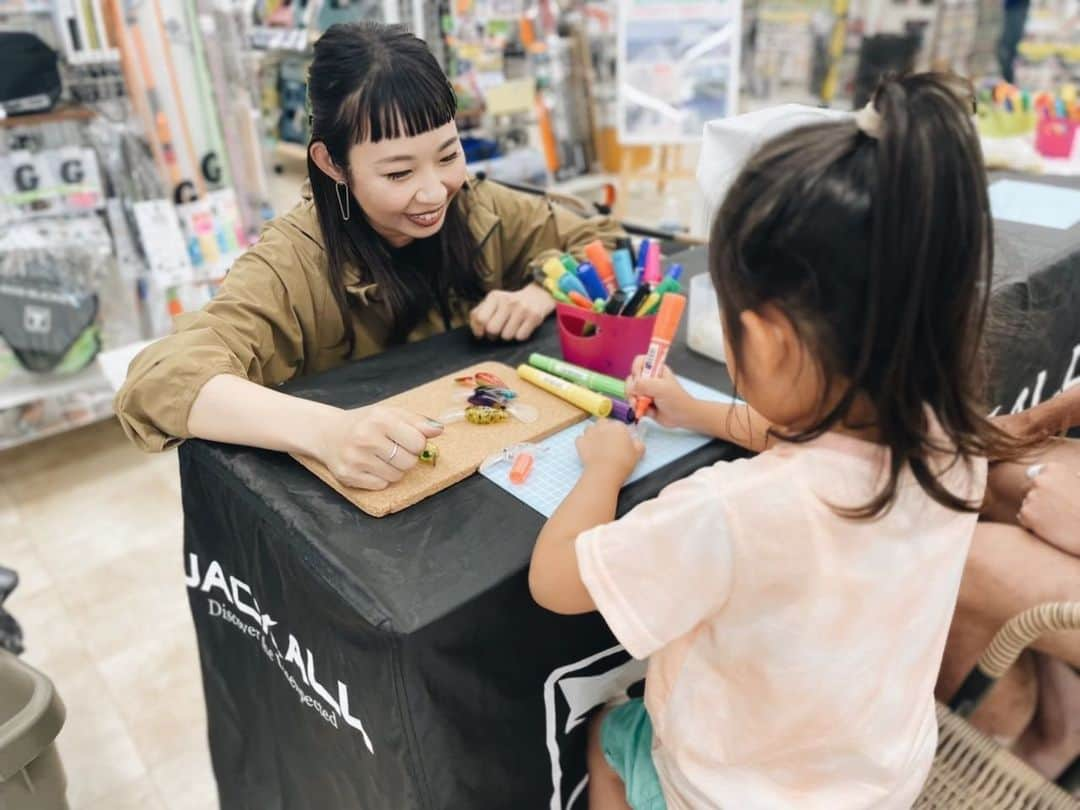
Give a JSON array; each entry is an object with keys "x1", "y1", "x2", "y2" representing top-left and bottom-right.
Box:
[
  {"x1": 556, "y1": 303, "x2": 656, "y2": 380},
  {"x1": 1035, "y1": 117, "x2": 1078, "y2": 159}
]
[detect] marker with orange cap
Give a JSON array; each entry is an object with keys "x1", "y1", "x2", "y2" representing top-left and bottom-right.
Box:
[
  {"x1": 567, "y1": 290, "x2": 593, "y2": 309},
  {"x1": 584, "y1": 240, "x2": 617, "y2": 294},
  {"x1": 633, "y1": 293, "x2": 687, "y2": 421}
]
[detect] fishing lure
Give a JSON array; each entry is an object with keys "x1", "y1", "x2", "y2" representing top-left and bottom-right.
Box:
[
  {"x1": 465, "y1": 405, "x2": 509, "y2": 424},
  {"x1": 455, "y1": 371, "x2": 506, "y2": 388},
  {"x1": 445, "y1": 373, "x2": 538, "y2": 423}
]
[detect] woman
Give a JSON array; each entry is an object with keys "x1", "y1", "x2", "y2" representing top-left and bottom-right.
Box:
[
  {"x1": 937, "y1": 389, "x2": 1080, "y2": 786},
  {"x1": 116, "y1": 22, "x2": 622, "y2": 490}
]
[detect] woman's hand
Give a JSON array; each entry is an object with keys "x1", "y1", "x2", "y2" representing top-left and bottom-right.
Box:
[
  {"x1": 470, "y1": 284, "x2": 555, "y2": 342},
  {"x1": 317, "y1": 405, "x2": 443, "y2": 490},
  {"x1": 626, "y1": 358, "x2": 698, "y2": 430},
  {"x1": 1018, "y1": 463, "x2": 1080, "y2": 555},
  {"x1": 576, "y1": 420, "x2": 645, "y2": 485}
]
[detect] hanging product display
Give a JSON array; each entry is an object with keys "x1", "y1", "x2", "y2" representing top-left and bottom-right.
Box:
[
  {"x1": 616, "y1": 0, "x2": 742, "y2": 143},
  {"x1": 0, "y1": 32, "x2": 64, "y2": 116}
]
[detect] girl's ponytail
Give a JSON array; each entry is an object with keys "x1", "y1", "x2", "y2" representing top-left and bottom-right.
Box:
[
  {"x1": 710, "y1": 73, "x2": 1023, "y2": 518},
  {"x1": 853, "y1": 74, "x2": 996, "y2": 515}
]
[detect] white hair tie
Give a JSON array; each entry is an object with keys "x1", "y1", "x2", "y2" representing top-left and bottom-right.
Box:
[{"x1": 854, "y1": 102, "x2": 883, "y2": 139}]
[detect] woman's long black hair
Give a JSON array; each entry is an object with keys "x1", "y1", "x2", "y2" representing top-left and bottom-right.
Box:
[
  {"x1": 709, "y1": 73, "x2": 1025, "y2": 518},
  {"x1": 307, "y1": 22, "x2": 487, "y2": 350}
]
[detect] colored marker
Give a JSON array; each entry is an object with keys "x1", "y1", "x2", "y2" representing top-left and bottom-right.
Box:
[
  {"x1": 635, "y1": 291, "x2": 661, "y2": 317},
  {"x1": 542, "y1": 276, "x2": 572, "y2": 304},
  {"x1": 612, "y1": 248, "x2": 637, "y2": 295},
  {"x1": 585, "y1": 241, "x2": 617, "y2": 293},
  {"x1": 558, "y1": 272, "x2": 590, "y2": 298},
  {"x1": 528, "y1": 353, "x2": 627, "y2": 399},
  {"x1": 518, "y1": 364, "x2": 613, "y2": 418},
  {"x1": 633, "y1": 293, "x2": 687, "y2": 420},
  {"x1": 604, "y1": 290, "x2": 627, "y2": 315},
  {"x1": 643, "y1": 241, "x2": 663, "y2": 286},
  {"x1": 576, "y1": 263, "x2": 609, "y2": 301},
  {"x1": 560, "y1": 254, "x2": 580, "y2": 274},
  {"x1": 592, "y1": 299, "x2": 606, "y2": 313},
  {"x1": 567, "y1": 290, "x2": 593, "y2": 309},
  {"x1": 616, "y1": 236, "x2": 636, "y2": 265},
  {"x1": 620, "y1": 283, "x2": 651, "y2": 316},
  {"x1": 543, "y1": 257, "x2": 568, "y2": 280},
  {"x1": 653, "y1": 266, "x2": 684, "y2": 298},
  {"x1": 609, "y1": 398, "x2": 637, "y2": 424},
  {"x1": 635, "y1": 239, "x2": 651, "y2": 275}
]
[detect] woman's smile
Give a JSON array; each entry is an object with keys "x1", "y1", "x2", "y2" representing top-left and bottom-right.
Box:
[{"x1": 404, "y1": 205, "x2": 446, "y2": 229}]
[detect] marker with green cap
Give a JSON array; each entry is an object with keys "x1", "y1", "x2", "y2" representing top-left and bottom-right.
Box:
[{"x1": 528, "y1": 353, "x2": 627, "y2": 399}]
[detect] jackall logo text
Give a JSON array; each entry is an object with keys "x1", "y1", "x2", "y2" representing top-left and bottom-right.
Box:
[{"x1": 185, "y1": 553, "x2": 374, "y2": 754}]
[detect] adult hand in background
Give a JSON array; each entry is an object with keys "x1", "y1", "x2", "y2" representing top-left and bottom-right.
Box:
[
  {"x1": 1018, "y1": 462, "x2": 1080, "y2": 556},
  {"x1": 470, "y1": 285, "x2": 555, "y2": 342}
]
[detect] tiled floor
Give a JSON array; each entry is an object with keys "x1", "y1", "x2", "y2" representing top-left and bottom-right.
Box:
[
  {"x1": 1, "y1": 419, "x2": 213, "y2": 810},
  {"x1": 0, "y1": 164, "x2": 686, "y2": 809}
]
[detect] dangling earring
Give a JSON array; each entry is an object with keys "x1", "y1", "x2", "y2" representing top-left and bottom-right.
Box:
[{"x1": 335, "y1": 181, "x2": 350, "y2": 221}]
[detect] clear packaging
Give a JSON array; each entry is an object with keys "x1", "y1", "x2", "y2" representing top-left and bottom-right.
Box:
[{"x1": 687, "y1": 273, "x2": 727, "y2": 365}]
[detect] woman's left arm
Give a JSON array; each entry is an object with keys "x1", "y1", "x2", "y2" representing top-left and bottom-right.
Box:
[{"x1": 469, "y1": 180, "x2": 625, "y2": 341}]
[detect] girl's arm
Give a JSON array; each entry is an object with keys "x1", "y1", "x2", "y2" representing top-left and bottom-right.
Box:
[{"x1": 529, "y1": 422, "x2": 644, "y2": 614}]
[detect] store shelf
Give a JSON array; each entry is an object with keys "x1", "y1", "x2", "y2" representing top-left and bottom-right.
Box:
[
  {"x1": 0, "y1": 363, "x2": 110, "y2": 412},
  {"x1": 0, "y1": 398, "x2": 114, "y2": 453},
  {"x1": 0, "y1": 105, "x2": 96, "y2": 129}
]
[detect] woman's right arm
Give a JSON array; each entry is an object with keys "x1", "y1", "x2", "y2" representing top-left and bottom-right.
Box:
[
  {"x1": 188, "y1": 374, "x2": 442, "y2": 490},
  {"x1": 115, "y1": 233, "x2": 440, "y2": 488}
]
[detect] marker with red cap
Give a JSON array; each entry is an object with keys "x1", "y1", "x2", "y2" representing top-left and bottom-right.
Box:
[{"x1": 633, "y1": 293, "x2": 687, "y2": 421}]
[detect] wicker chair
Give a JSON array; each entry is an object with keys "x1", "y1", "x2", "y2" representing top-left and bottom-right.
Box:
[{"x1": 915, "y1": 602, "x2": 1080, "y2": 809}]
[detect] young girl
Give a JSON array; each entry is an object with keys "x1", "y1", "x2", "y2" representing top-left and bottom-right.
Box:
[
  {"x1": 115, "y1": 23, "x2": 621, "y2": 489},
  {"x1": 529, "y1": 73, "x2": 1018, "y2": 808}
]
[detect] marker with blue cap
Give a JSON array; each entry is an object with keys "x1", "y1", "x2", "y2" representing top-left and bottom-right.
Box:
[
  {"x1": 576, "y1": 263, "x2": 609, "y2": 301},
  {"x1": 612, "y1": 248, "x2": 637, "y2": 296}
]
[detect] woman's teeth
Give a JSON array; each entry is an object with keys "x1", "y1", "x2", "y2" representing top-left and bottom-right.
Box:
[{"x1": 406, "y1": 208, "x2": 443, "y2": 227}]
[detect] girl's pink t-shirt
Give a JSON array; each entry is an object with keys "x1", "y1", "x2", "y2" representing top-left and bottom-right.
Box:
[{"x1": 577, "y1": 431, "x2": 986, "y2": 809}]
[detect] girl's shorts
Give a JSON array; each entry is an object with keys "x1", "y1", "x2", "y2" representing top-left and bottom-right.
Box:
[{"x1": 600, "y1": 698, "x2": 667, "y2": 810}]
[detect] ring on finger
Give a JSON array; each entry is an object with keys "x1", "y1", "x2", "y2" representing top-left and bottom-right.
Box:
[{"x1": 385, "y1": 442, "x2": 399, "y2": 463}]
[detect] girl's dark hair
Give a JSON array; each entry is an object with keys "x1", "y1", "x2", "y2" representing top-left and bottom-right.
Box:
[
  {"x1": 307, "y1": 22, "x2": 487, "y2": 349},
  {"x1": 710, "y1": 72, "x2": 1022, "y2": 518}
]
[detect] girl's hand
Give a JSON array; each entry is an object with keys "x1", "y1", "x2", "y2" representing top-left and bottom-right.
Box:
[
  {"x1": 1018, "y1": 463, "x2": 1080, "y2": 555},
  {"x1": 576, "y1": 420, "x2": 645, "y2": 484},
  {"x1": 626, "y1": 358, "x2": 697, "y2": 429},
  {"x1": 317, "y1": 406, "x2": 443, "y2": 490},
  {"x1": 470, "y1": 285, "x2": 555, "y2": 342}
]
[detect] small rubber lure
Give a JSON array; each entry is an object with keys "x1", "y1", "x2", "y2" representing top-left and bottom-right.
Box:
[
  {"x1": 475, "y1": 385, "x2": 518, "y2": 400},
  {"x1": 454, "y1": 386, "x2": 518, "y2": 405},
  {"x1": 468, "y1": 391, "x2": 509, "y2": 408},
  {"x1": 419, "y1": 443, "x2": 438, "y2": 466},
  {"x1": 455, "y1": 371, "x2": 506, "y2": 388},
  {"x1": 465, "y1": 405, "x2": 510, "y2": 424}
]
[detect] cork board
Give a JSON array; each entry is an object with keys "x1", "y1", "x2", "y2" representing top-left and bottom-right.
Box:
[{"x1": 291, "y1": 362, "x2": 588, "y2": 517}]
